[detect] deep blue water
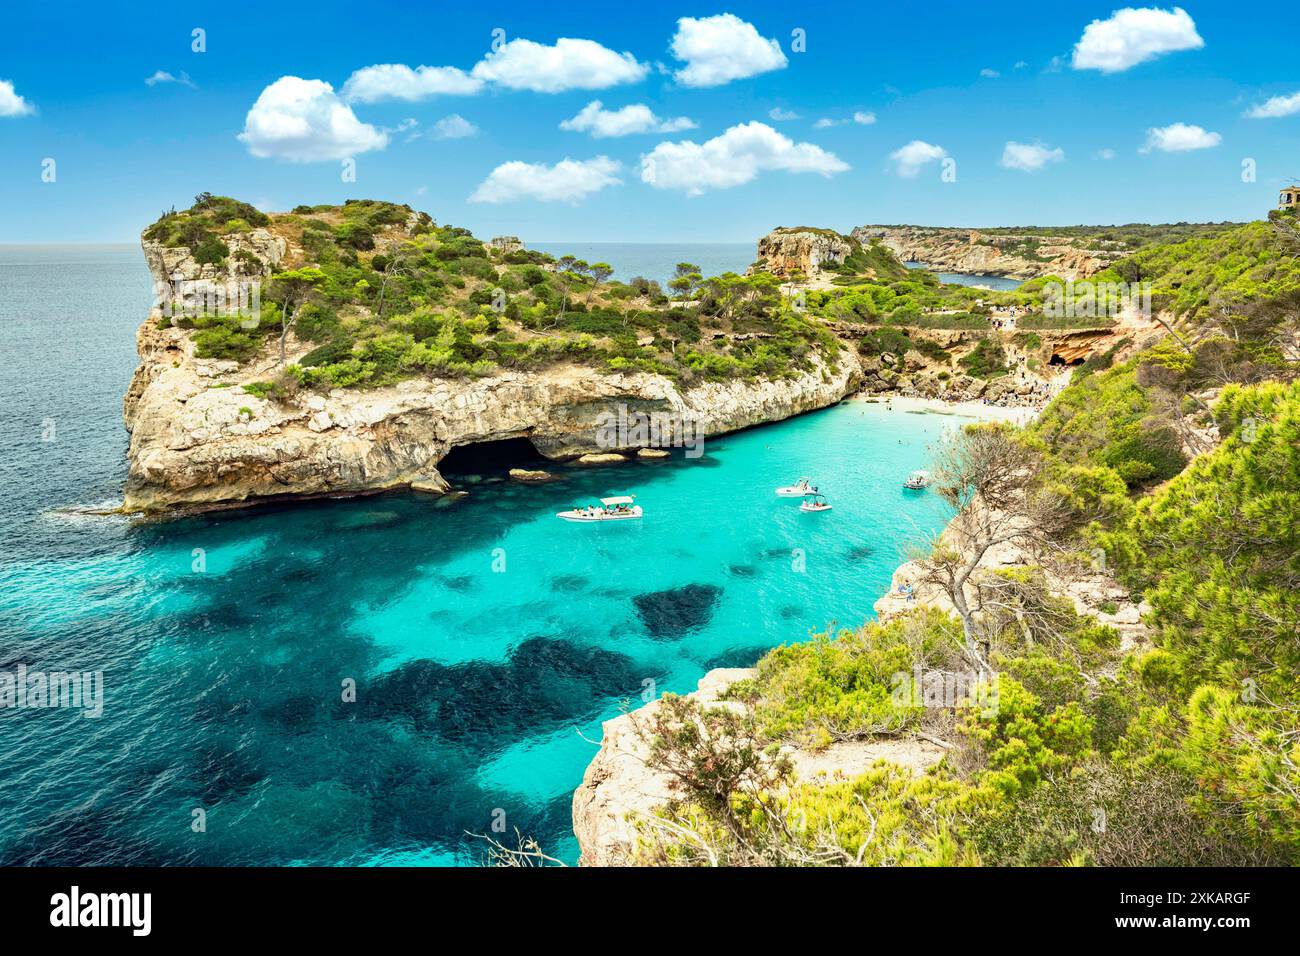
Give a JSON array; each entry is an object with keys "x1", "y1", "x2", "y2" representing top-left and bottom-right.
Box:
[
  {"x1": 530, "y1": 242, "x2": 754, "y2": 286},
  {"x1": 0, "y1": 244, "x2": 967, "y2": 866}
]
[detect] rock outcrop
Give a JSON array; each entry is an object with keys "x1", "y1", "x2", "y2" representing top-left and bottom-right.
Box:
[
  {"x1": 750, "y1": 227, "x2": 857, "y2": 280},
  {"x1": 485, "y1": 235, "x2": 524, "y2": 255},
  {"x1": 122, "y1": 234, "x2": 861, "y2": 514},
  {"x1": 852, "y1": 226, "x2": 1117, "y2": 281},
  {"x1": 571, "y1": 668, "x2": 944, "y2": 865},
  {"x1": 123, "y1": 334, "x2": 859, "y2": 512}
]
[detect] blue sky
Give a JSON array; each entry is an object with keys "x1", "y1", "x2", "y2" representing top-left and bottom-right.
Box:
[{"x1": 1, "y1": 2, "x2": 1298, "y2": 242}]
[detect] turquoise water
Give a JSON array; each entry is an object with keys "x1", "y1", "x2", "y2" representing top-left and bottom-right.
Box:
[
  {"x1": 904, "y1": 261, "x2": 1024, "y2": 291},
  {"x1": 0, "y1": 245, "x2": 963, "y2": 866},
  {"x1": 530, "y1": 242, "x2": 754, "y2": 286}
]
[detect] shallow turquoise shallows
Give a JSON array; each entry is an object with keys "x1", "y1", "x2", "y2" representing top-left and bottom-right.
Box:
[{"x1": 0, "y1": 246, "x2": 964, "y2": 866}]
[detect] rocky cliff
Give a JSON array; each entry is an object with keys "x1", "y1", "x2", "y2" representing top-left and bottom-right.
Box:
[
  {"x1": 749, "y1": 227, "x2": 857, "y2": 280},
  {"x1": 853, "y1": 226, "x2": 1116, "y2": 281},
  {"x1": 571, "y1": 667, "x2": 945, "y2": 865},
  {"x1": 122, "y1": 231, "x2": 861, "y2": 514},
  {"x1": 570, "y1": 404, "x2": 1154, "y2": 867}
]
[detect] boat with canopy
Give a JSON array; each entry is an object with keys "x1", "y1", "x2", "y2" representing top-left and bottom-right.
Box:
[
  {"x1": 556, "y1": 495, "x2": 643, "y2": 522},
  {"x1": 903, "y1": 470, "x2": 931, "y2": 490},
  {"x1": 775, "y1": 477, "x2": 814, "y2": 497},
  {"x1": 800, "y1": 493, "x2": 833, "y2": 513}
]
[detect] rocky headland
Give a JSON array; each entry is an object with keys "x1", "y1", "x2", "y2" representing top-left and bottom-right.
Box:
[
  {"x1": 121, "y1": 204, "x2": 862, "y2": 514},
  {"x1": 749, "y1": 227, "x2": 858, "y2": 280},
  {"x1": 852, "y1": 225, "x2": 1117, "y2": 280}
]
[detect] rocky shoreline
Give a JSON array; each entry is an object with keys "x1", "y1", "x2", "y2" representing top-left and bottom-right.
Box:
[
  {"x1": 122, "y1": 326, "x2": 862, "y2": 513},
  {"x1": 121, "y1": 226, "x2": 864, "y2": 515},
  {"x1": 568, "y1": 395, "x2": 1151, "y2": 866},
  {"x1": 851, "y1": 225, "x2": 1117, "y2": 281}
]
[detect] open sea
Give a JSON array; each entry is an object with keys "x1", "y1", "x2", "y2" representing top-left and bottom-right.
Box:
[
  {"x1": 0, "y1": 243, "x2": 968, "y2": 866},
  {"x1": 530, "y1": 242, "x2": 755, "y2": 286}
]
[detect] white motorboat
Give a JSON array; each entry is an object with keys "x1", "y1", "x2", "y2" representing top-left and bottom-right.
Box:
[
  {"x1": 903, "y1": 470, "x2": 931, "y2": 490},
  {"x1": 556, "y1": 495, "x2": 642, "y2": 522},
  {"x1": 800, "y1": 493, "x2": 833, "y2": 513},
  {"x1": 775, "y1": 477, "x2": 814, "y2": 497}
]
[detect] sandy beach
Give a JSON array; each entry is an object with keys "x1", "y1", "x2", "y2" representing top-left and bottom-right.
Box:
[{"x1": 851, "y1": 393, "x2": 1042, "y2": 426}]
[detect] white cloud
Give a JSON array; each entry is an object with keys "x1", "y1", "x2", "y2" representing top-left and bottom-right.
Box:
[
  {"x1": 1000, "y1": 140, "x2": 1065, "y2": 172},
  {"x1": 0, "y1": 79, "x2": 35, "y2": 117},
  {"x1": 1072, "y1": 7, "x2": 1204, "y2": 73},
  {"x1": 1014, "y1": 60, "x2": 1029, "y2": 70},
  {"x1": 1246, "y1": 90, "x2": 1300, "y2": 119},
  {"x1": 980, "y1": 68, "x2": 1000, "y2": 78},
  {"x1": 560, "y1": 100, "x2": 696, "y2": 138},
  {"x1": 640, "y1": 121, "x2": 848, "y2": 195},
  {"x1": 1097, "y1": 148, "x2": 1117, "y2": 160},
  {"x1": 430, "y1": 114, "x2": 478, "y2": 140},
  {"x1": 768, "y1": 107, "x2": 800, "y2": 121},
  {"x1": 469, "y1": 156, "x2": 622, "y2": 203},
  {"x1": 670, "y1": 14, "x2": 787, "y2": 88},
  {"x1": 145, "y1": 70, "x2": 195, "y2": 88},
  {"x1": 1140, "y1": 122, "x2": 1221, "y2": 153},
  {"x1": 238, "y1": 76, "x2": 389, "y2": 162},
  {"x1": 471, "y1": 38, "x2": 647, "y2": 93},
  {"x1": 889, "y1": 140, "x2": 947, "y2": 177},
  {"x1": 813, "y1": 111, "x2": 876, "y2": 129},
  {"x1": 341, "y1": 64, "x2": 482, "y2": 103}
]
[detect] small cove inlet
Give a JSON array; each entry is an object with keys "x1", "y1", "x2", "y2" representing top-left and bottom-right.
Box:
[{"x1": 0, "y1": 399, "x2": 960, "y2": 865}]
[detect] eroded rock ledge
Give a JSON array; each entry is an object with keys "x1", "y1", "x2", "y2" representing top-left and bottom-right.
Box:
[
  {"x1": 122, "y1": 238, "x2": 862, "y2": 514},
  {"x1": 123, "y1": 329, "x2": 860, "y2": 513}
]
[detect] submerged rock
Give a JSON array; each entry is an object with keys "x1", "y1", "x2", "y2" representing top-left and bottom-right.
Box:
[
  {"x1": 411, "y1": 475, "x2": 451, "y2": 495},
  {"x1": 508, "y1": 468, "x2": 556, "y2": 483},
  {"x1": 632, "y1": 583, "x2": 722, "y2": 638}
]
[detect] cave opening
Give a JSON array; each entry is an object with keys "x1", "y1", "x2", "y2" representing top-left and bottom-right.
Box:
[
  {"x1": 1048, "y1": 353, "x2": 1087, "y2": 367},
  {"x1": 437, "y1": 436, "x2": 547, "y2": 478}
]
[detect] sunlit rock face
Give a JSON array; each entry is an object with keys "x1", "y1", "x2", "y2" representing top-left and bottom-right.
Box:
[
  {"x1": 123, "y1": 228, "x2": 861, "y2": 514},
  {"x1": 852, "y1": 225, "x2": 1114, "y2": 281}
]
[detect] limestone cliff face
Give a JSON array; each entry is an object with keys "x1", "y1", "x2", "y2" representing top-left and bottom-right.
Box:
[
  {"x1": 750, "y1": 228, "x2": 857, "y2": 279},
  {"x1": 123, "y1": 237, "x2": 861, "y2": 514},
  {"x1": 834, "y1": 322, "x2": 1147, "y2": 404},
  {"x1": 142, "y1": 230, "x2": 287, "y2": 285},
  {"x1": 852, "y1": 226, "x2": 1114, "y2": 281}
]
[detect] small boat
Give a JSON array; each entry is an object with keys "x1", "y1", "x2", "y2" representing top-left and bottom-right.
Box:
[
  {"x1": 903, "y1": 470, "x2": 931, "y2": 491},
  {"x1": 556, "y1": 495, "x2": 642, "y2": 523},
  {"x1": 800, "y1": 493, "x2": 833, "y2": 513},
  {"x1": 775, "y1": 477, "x2": 814, "y2": 497}
]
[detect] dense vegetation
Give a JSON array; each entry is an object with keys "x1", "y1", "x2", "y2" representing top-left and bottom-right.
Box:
[
  {"x1": 623, "y1": 218, "x2": 1300, "y2": 867},
  {"x1": 867, "y1": 221, "x2": 1241, "y2": 252},
  {"x1": 152, "y1": 196, "x2": 841, "y2": 392}
]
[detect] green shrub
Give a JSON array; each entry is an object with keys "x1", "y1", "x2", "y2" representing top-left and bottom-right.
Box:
[{"x1": 959, "y1": 338, "x2": 1008, "y2": 379}]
